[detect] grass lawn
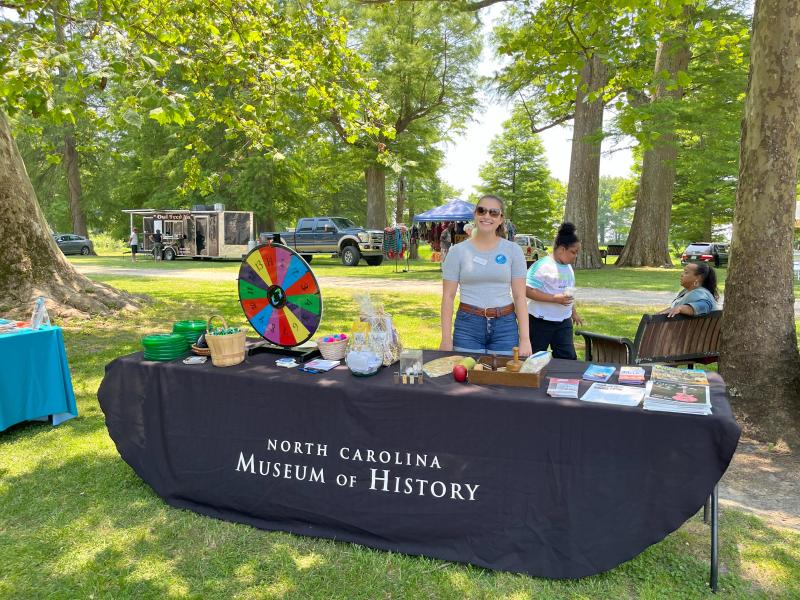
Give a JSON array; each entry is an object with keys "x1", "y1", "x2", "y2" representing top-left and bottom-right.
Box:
[
  {"x1": 70, "y1": 251, "x2": 800, "y2": 296},
  {"x1": 2, "y1": 273, "x2": 799, "y2": 598}
]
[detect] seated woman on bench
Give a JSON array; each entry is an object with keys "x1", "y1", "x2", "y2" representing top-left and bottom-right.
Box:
[{"x1": 662, "y1": 263, "x2": 719, "y2": 317}]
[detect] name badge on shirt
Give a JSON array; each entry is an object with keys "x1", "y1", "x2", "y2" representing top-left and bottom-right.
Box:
[{"x1": 472, "y1": 256, "x2": 488, "y2": 266}]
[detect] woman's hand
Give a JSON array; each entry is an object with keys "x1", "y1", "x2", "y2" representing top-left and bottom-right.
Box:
[
  {"x1": 518, "y1": 339, "x2": 532, "y2": 358},
  {"x1": 571, "y1": 310, "x2": 584, "y2": 326},
  {"x1": 439, "y1": 339, "x2": 453, "y2": 351},
  {"x1": 666, "y1": 305, "x2": 693, "y2": 318},
  {"x1": 552, "y1": 293, "x2": 574, "y2": 306}
]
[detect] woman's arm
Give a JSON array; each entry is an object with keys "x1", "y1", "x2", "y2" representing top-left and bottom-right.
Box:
[
  {"x1": 666, "y1": 304, "x2": 695, "y2": 317},
  {"x1": 439, "y1": 279, "x2": 458, "y2": 351},
  {"x1": 511, "y1": 277, "x2": 532, "y2": 356}
]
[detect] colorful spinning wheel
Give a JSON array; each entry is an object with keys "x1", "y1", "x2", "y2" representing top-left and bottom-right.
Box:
[{"x1": 238, "y1": 243, "x2": 322, "y2": 347}]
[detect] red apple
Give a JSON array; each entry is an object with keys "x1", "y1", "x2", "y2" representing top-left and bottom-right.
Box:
[{"x1": 453, "y1": 364, "x2": 468, "y2": 383}]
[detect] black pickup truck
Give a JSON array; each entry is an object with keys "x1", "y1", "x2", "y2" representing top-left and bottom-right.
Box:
[{"x1": 260, "y1": 217, "x2": 385, "y2": 266}]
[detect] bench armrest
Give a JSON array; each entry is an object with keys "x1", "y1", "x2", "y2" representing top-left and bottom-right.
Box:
[{"x1": 575, "y1": 330, "x2": 635, "y2": 365}]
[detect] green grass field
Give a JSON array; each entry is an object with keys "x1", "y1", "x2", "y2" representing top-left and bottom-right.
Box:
[
  {"x1": 70, "y1": 250, "x2": 800, "y2": 296},
  {"x1": 2, "y1": 271, "x2": 799, "y2": 598}
]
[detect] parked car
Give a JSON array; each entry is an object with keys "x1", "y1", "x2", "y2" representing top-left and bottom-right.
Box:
[
  {"x1": 680, "y1": 242, "x2": 729, "y2": 267},
  {"x1": 53, "y1": 233, "x2": 94, "y2": 255},
  {"x1": 514, "y1": 234, "x2": 548, "y2": 266}
]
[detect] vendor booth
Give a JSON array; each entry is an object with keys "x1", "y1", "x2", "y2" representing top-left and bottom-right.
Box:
[
  {"x1": 412, "y1": 199, "x2": 475, "y2": 224},
  {"x1": 98, "y1": 351, "x2": 738, "y2": 585},
  {"x1": 412, "y1": 200, "x2": 475, "y2": 255}
]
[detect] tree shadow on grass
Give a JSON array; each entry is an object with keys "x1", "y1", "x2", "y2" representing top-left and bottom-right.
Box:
[{"x1": 4, "y1": 445, "x2": 797, "y2": 599}]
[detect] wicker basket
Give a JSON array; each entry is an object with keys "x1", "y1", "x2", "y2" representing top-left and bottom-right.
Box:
[
  {"x1": 317, "y1": 336, "x2": 348, "y2": 361},
  {"x1": 191, "y1": 344, "x2": 211, "y2": 357},
  {"x1": 205, "y1": 315, "x2": 246, "y2": 367}
]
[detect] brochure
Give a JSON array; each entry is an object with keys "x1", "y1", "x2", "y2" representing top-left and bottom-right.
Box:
[
  {"x1": 546, "y1": 378, "x2": 580, "y2": 399},
  {"x1": 618, "y1": 366, "x2": 646, "y2": 385},
  {"x1": 580, "y1": 383, "x2": 645, "y2": 407},
  {"x1": 299, "y1": 358, "x2": 341, "y2": 373},
  {"x1": 650, "y1": 365, "x2": 709, "y2": 386},
  {"x1": 582, "y1": 364, "x2": 616, "y2": 382}
]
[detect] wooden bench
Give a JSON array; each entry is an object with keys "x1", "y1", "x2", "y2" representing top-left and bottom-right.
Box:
[
  {"x1": 599, "y1": 244, "x2": 625, "y2": 264},
  {"x1": 575, "y1": 310, "x2": 723, "y2": 368}
]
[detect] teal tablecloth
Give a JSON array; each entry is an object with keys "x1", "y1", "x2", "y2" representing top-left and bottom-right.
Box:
[{"x1": 0, "y1": 325, "x2": 78, "y2": 431}]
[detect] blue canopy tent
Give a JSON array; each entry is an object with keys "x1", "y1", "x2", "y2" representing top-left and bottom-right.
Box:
[{"x1": 412, "y1": 199, "x2": 475, "y2": 223}]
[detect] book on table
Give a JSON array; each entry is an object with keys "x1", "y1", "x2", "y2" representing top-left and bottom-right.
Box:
[
  {"x1": 582, "y1": 364, "x2": 616, "y2": 382},
  {"x1": 580, "y1": 383, "x2": 646, "y2": 407},
  {"x1": 643, "y1": 381, "x2": 712, "y2": 415},
  {"x1": 546, "y1": 378, "x2": 580, "y2": 399},
  {"x1": 618, "y1": 366, "x2": 646, "y2": 385}
]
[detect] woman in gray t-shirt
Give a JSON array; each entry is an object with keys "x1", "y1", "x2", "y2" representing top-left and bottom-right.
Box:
[{"x1": 439, "y1": 195, "x2": 531, "y2": 357}]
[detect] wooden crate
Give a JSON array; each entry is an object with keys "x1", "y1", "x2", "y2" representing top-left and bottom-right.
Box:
[{"x1": 468, "y1": 355, "x2": 544, "y2": 388}]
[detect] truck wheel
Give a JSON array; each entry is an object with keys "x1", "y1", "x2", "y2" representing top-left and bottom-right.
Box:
[
  {"x1": 341, "y1": 245, "x2": 361, "y2": 266},
  {"x1": 365, "y1": 256, "x2": 384, "y2": 266},
  {"x1": 301, "y1": 255, "x2": 313, "y2": 264},
  {"x1": 163, "y1": 247, "x2": 176, "y2": 261}
]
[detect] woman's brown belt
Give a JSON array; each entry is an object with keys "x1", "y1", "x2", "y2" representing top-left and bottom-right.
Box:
[{"x1": 457, "y1": 302, "x2": 515, "y2": 318}]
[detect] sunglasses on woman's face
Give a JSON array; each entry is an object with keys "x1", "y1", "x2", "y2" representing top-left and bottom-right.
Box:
[{"x1": 475, "y1": 206, "x2": 502, "y2": 217}]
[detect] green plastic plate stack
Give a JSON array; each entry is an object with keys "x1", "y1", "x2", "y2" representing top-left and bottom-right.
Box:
[
  {"x1": 172, "y1": 320, "x2": 207, "y2": 347},
  {"x1": 141, "y1": 333, "x2": 189, "y2": 361}
]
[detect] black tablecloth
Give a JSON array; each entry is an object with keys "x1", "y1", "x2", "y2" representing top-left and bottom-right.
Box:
[{"x1": 98, "y1": 351, "x2": 740, "y2": 578}]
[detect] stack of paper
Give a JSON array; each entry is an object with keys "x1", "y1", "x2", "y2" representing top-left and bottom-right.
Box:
[
  {"x1": 580, "y1": 383, "x2": 645, "y2": 407},
  {"x1": 618, "y1": 366, "x2": 645, "y2": 385},
  {"x1": 643, "y1": 381, "x2": 712, "y2": 415},
  {"x1": 546, "y1": 378, "x2": 580, "y2": 399}
]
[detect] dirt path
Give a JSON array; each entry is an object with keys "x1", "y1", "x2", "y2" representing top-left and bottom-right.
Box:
[
  {"x1": 74, "y1": 263, "x2": 800, "y2": 529},
  {"x1": 720, "y1": 439, "x2": 800, "y2": 530}
]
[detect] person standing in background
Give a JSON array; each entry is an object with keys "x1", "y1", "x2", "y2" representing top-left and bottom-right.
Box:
[
  {"x1": 152, "y1": 229, "x2": 163, "y2": 261},
  {"x1": 128, "y1": 227, "x2": 139, "y2": 263},
  {"x1": 525, "y1": 222, "x2": 583, "y2": 359},
  {"x1": 440, "y1": 222, "x2": 453, "y2": 261},
  {"x1": 506, "y1": 220, "x2": 516, "y2": 241}
]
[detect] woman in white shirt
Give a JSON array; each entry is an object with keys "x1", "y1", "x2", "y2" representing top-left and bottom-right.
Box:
[{"x1": 525, "y1": 222, "x2": 583, "y2": 359}]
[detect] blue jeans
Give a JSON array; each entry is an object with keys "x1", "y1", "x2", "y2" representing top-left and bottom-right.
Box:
[{"x1": 452, "y1": 310, "x2": 519, "y2": 356}]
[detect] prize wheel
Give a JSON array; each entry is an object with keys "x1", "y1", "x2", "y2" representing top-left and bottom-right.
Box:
[{"x1": 238, "y1": 243, "x2": 322, "y2": 347}]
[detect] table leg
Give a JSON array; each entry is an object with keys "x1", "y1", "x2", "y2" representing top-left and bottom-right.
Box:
[{"x1": 710, "y1": 484, "x2": 719, "y2": 593}]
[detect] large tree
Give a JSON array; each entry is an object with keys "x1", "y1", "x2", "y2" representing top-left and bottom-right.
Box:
[
  {"x1": 616, "y1": 24, "x2": 692, "y2": 267},
  {"x1": 331, "y1": 1, "x2": 481, "y2": 229},
  {"x1": 477, "y1": 105, "x2": 556, "y2": 235},
  {"x1": 0, "y1": 0, "x2": 385, "y2": 316},
  {"x1": 720, "y1": 0, "x2": 800, "y2": 444}
]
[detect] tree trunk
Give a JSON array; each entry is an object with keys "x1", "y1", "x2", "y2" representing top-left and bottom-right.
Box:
[
  {"x1": 395, "y1": 175, "x2": 406, "y2": 226},
  {"x1": 617, "y1": 34, "x2": 691, "y2": 267},
  {"x1": 720, "y1": 0, "x2": 800, "y2": 446},
  {"x1": 365, "y1": 164, "x2": 386, "y2": 229},
  {"x1": 564, "y1": 54, "x2": 607, "y2": 270},
  {"x1": 0, "y1": 111, "x2": 141, "y2": 318},
  {"x1": 64, "y1": 131, "x2": 88, "y2": 238},
  {"x1": 53, "y1": 3, "x2": 88, "y2": 240}
]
